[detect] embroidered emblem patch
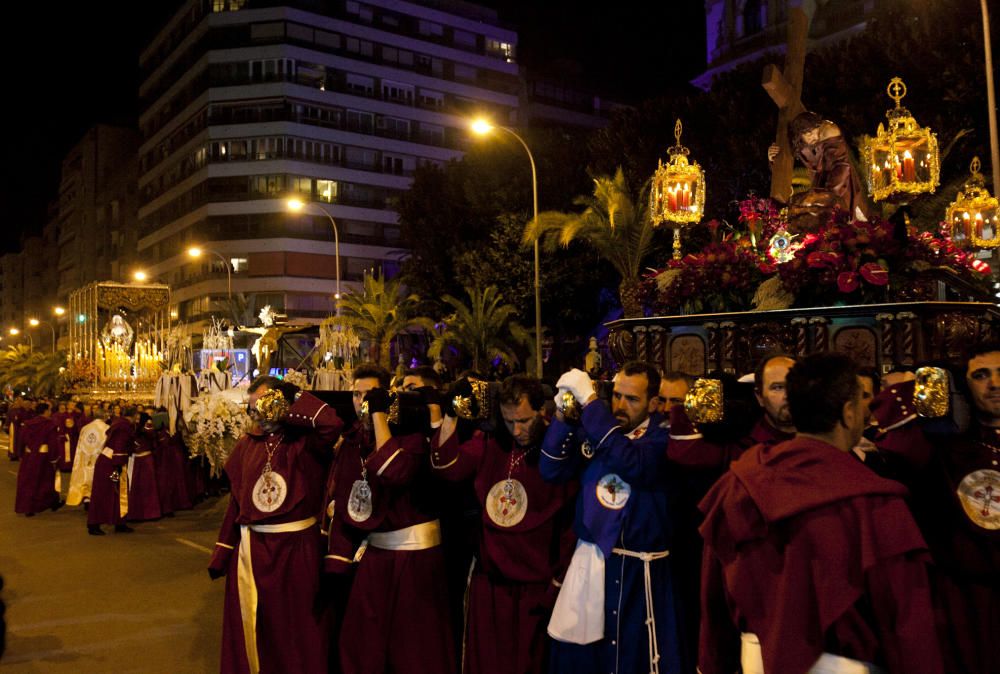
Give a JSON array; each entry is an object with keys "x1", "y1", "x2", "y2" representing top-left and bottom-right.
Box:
[
  {"x1": 486, "y1": 478, "x2": 528, "y2": 527},
  {"x1": 347, "y1": 479, "x2": 373, "y2": 522},
  {"x1": 595, "y1": 473, "x2": 631, "y2": 510},
  {"x1": 957, "y1": 469, "x2": 1000, "y2": 530},
  {"x1": 252, "y1": 472, "x2": 287, "y2": 513}
]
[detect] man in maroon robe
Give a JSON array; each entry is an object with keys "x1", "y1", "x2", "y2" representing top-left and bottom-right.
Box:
[
  {"x1": 668, "y1": 354, "x2": 796, "y2": 469},
  {"x1": 209, "y1": 377, "x2": 343, "y2": 674},
  {"x1": 699, "y1": 353, "x2": 942, "y2": 674},
  {"x1": 127, "y1": 413, "x2": 162, "y2": 522},
  {"x1": 7, "y1": 399, "x2": 35, "y2": 461},
  {"x1": 430, "y1": 374, "x2": 577, "y2": 674},
  {"x1": 871, "y1": 344, "x2": 1000, "y2": 674},
  {"x1": 152, "y1": 411, "x2": 192, "y2": 516},
  {"x1": 14, "y1": 403, "x2": 62, "y2": 516},
  {"x1": 325, "y1": 363, "x2": 456, "y2": 674},
  {"x1": 87, "y1": 406, "x2": 136, "y2": 535}
]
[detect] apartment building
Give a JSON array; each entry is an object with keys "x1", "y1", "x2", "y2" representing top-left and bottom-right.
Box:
[
  {"x1": 694, "y1": 0, "x2": 877, "y2": 90},
  {"x1": 56, "y1": 125, "x2": 142, "y2": 299},
  {"x1": 138, "y1": 0, "x2": 521, "y2": 324}
]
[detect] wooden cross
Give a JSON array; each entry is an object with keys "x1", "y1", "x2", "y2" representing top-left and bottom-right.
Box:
[{"x1": 762, "y1": 4, "x2": 815, "y2": 202}]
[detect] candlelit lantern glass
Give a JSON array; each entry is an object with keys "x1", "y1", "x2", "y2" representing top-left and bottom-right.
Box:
[
  {"x1": 946, "y1": 157, "x2": 1000, "y2": 249},
  {"x1": 860, "y1": 77, "x2": 940, "y2": 203},
  {"x1": 650, "y1": 119, "x2": 706, "y2": 259}
]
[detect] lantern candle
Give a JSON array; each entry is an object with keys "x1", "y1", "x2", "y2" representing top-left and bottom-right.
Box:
[
  {"x1": 976, "y1": 212, "x2": 991, "y2": 240},
  {"x1": 680, "y1": 184, "x2": 691, "y2": 210},
  {"x1": 667, "y1": 184, "x2": 678, "y2": 212},
  {"x1": 902, "y1": 150, "x2": 915, "y2": 181}
]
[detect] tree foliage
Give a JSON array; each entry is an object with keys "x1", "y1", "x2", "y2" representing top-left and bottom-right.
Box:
[
  {"x1": 396, "y1": 127, "x2": 607, "y2": 332},
  {"x1": 0, "y1": 346, "x2": 68, "y2": 397},
  {"x1": 428, "y1": 285, "x2": 531, "y2": 372},
  {"x1": 333, "y1": 271, "x2": 434, "y2": 369},
  {"x1": 525, "y1": 168, "x2": 663, "y2": 317}
]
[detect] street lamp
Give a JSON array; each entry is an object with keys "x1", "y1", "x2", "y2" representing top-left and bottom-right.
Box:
[
  {"x1": 470, "y1": 118, "x2": 542, "y2": 377},
  {"x1": 979, "y1": 0, "x2": 1000, "y2": 201},
  {"x1": 187, "y1": 246, "x2": 233, "y2": 301},
  {"x1": 287, "y1": 198, "x2": 341, "y2": 315},
  {"x1": 10, "y1": 327, "x2": 31, "y2": 354},
  {"x1": 28, "y1": 318, "x2": 55, "y2": 354}
]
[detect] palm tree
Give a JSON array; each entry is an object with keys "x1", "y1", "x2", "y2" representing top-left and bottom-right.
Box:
[
  {"x1": 524, "y1": 167, "x2": 659, "y2": 318},
  {"x1": 428, "y1": 285, "x2": 530, "y2": 372},
  {"x1": 0, "y1": 346, "x2": 67, "y2": 397},
  {"x1": 333, "y1": 270, "x2": 435, "y2": 369}
]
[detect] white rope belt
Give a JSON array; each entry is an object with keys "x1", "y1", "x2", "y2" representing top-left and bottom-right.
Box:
[{"x1": 612, "y1": 547, "x2": 670, "y2": 674}]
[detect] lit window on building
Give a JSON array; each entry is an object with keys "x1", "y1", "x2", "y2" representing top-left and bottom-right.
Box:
[{"x1": 317, "y1": 180, "x2": 338, "y2": 203}]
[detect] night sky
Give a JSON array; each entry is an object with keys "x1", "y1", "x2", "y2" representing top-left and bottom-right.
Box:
[{"x1": 0, "y1": 0, "x2": 706, "y2": 255}]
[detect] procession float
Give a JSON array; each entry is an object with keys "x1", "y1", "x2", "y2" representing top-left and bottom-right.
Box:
[{"x1": 608, "y1": 69, "x2": 999, "y2": 375}]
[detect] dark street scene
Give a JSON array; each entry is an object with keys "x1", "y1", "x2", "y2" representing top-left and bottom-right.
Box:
[{"x1": 1, "y1": 1, "x2": 999, "y2": 673}]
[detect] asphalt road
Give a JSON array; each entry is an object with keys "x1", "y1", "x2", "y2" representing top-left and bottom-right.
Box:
[{"x1": 0, "y1": 432, "x2": 226, "y2": 673}]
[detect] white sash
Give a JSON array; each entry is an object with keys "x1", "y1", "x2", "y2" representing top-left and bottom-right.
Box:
[
  {"x1": 741, "y1": 633, "x2": 886, "y2": 674},
  {"x1": 547, "y1": 540, "x2": 605, "y2": 644}
]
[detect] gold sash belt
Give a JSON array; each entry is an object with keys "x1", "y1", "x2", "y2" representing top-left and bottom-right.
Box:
[
  {"x1": 133, "y1": 451, "x2": 152, "y2": 457},
  {"x1": 612, "y1": 547, "x2": 670, "y2": 674},
  {"x1": 238, "y1": 516, "x2": 317, "y2": 674},
  {"x1": 368, "y1": 519, "x2": 441, "y2": 551}
]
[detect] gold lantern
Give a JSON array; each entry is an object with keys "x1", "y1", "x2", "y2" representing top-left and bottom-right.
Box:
[
  {"x1": 946, "y1": 157, "x2": 1000, "y2": 249},
  {"x1": 650, "y1": 119, "x2": 706, "y2": 258},
  {"x1": 860, "y1": 77, "x2": 940, "y2": 203}
]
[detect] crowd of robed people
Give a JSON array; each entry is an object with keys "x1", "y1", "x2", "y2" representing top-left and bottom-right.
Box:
[
  {"x1": 10, "y1": 397, "x2": 217, "y2": 534},
  {"x1": 206, "y1": 344, "x2": 1000, "y2": 674}
]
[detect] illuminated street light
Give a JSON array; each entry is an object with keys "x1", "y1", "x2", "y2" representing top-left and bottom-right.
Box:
[
  {"x1": 470, "y1": 117, "x2": 542, "y2": 377},
  {"x1": 28, "y1": 318, "x2": 55, "y2": 354},
  {"x1": 9, "y1": 327, "x2": 31, "y2": 353},
  {"x1": 187, "y1": 246, "x2": 232, "y2": 300},
  {"x1": 53, "y1": 306, "x2": 66, "y2": 316},
  {"x1": 287, "y1": 198, "x2": 341, "y2": 315}
]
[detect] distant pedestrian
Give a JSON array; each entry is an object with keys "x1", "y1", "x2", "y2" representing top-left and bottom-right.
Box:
[{"x1": 14, "y1": 403, "x2": 62, "y2": 516}]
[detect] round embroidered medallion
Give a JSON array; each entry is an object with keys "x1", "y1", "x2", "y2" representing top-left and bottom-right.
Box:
[
  {"x1": 956, "y1": 469, "x2": 1000, "y2": 530},
  {"x1": 595, "y1": 473, "x2": 631, "y2": 510},
  {"x1": 252, "y1": 471, "x2": 287, "y2": 513},
  {"x1": 486, "y1": 479, "x2": 528, "y2": 527}
]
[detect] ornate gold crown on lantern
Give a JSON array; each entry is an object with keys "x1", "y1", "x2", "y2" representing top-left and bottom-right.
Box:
[
  {"x1": 946, "y1": 157, "x2": 1000, "y2": 249},
  {"x1": 860, "y1": 77, "x2": 940, "y2": 203},
  {"x1": 650, "y1": 119, "x2": 706, "y2": 259},
  {"x1": 685, "y1": 378, "x2": 723, "y2": 424}
]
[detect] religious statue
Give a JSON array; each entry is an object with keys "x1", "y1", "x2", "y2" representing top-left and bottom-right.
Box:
[
  {"x1": 584, "y1": 337, "x2": 602, "y2": 376},
  {"x1": 769, "y1": 111, "x2": 870, "y2": 231},
  {"x1": 100, "y1": 314, "x2": 134, "y2": 352}
]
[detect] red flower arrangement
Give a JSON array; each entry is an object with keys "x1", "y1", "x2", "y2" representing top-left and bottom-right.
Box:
[
  {"x1": 775, "y1": 211, "x2": 901, "y2": 305},
  {"x1": 644, "y1": 202, "x2": 992, "y2": 315},
  {"x1": 644, "y1": 239, "x2": 765, "y2": 315}
]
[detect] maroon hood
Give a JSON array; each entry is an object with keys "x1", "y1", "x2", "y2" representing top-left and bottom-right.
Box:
[{"x1": 735, "y1": 437, "x2": 905, "y2": 520}]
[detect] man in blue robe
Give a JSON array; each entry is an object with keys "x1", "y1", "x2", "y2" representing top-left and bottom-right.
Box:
[{"x1": 541, "y1": 362, "x2": 689, "y2": 674}]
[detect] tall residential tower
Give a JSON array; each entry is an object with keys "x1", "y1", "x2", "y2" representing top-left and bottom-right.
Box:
[{"x1": 138, "y1": 0, "x2": 519, "y2": 325}]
